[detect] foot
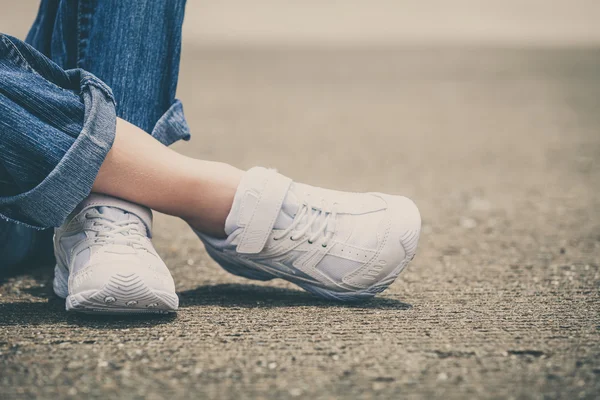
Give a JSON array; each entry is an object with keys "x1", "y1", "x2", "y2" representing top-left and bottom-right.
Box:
[
  {"x1": 195, "y1": 167, "x2": 421, "y2": 301},
  {"x1": 53, "y1": 194, "x2": 178, "y2": 314}
]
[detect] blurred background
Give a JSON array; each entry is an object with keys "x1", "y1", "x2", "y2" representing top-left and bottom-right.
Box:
[
  {"x1": 6, "y1": 0, "x2": 600, "y2": 46},
  {"x1": 2, "y1": 1, "x2": 600, "y2": 399},
  {"x1": 189, "y1": 0, "x2": 600, "y2": 46}
]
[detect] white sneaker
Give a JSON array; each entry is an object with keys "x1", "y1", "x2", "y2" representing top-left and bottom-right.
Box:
[
  {"x1": 196, "y1": 167, "x2": 421, "y2": 301},
  {"x1": 53, "y1": 194, "x2": 178, "y2": 314}
]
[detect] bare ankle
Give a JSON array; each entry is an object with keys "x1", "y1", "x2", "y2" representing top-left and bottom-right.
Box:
[{"x1": 184, "y1": 162, "x2": 243, "y2": 238}]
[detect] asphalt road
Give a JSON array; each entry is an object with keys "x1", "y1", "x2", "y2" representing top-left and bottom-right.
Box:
[{"x1": 1, "y1": 46, "x2": 599, "y2": 399}]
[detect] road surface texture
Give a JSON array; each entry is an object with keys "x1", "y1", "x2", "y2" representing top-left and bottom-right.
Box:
[{"x1": 1, "y1": 44, "x2": 599, "y2": 399}]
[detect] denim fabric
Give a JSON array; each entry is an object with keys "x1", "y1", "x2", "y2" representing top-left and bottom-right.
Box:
[
  {"x1": 0, "y1": 0, "x2": 188, "y2": 268},
  {"x1": 0, "y1": 34, "x2": 116, "y2": 228},
  {"x1": 26, "y1": 0, "x2": 190, "y2": 144}
]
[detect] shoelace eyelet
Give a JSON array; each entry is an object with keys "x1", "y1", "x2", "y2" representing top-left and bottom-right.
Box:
[
  {"x1": 308, "y1": 240, "x2": 313, "y2": 244},
  {"x1": 322, "y1": 244, "x2": 327, "y2": 248}
]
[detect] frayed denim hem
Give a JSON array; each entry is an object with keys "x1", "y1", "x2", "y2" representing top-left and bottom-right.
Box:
[{"x1": 0, "y1": 70, "x2": 116, "y2": 229}]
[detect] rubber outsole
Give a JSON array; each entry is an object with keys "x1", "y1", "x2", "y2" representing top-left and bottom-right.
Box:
[
  {"x1": 202, "y1": 229, "x2": 419, "y2": 302},
  {"x1": 53, "y1": 265, "x2": 178, "y2": 314}
]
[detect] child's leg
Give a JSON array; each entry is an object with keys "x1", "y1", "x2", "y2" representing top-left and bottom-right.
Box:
[
  {"x1": 3, "y1": 0, "x2": 190, "y2": 272},
  {"x1": 93, "y1": 119, "x2": 242, "y2": 238},
  {"x1": 0, "y1": 33, "x2": 237, "y2": 244}
]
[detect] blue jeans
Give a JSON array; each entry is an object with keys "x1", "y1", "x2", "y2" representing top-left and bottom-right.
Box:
[{"x1": 0, "y1": 0, "x2": 189, "y2": 270}]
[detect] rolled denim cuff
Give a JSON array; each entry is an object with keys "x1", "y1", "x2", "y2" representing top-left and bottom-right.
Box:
[
  {"x1": 0, "y1": 71, "x2": 116, "y2": 229},
  {"x1": 151, "y1": 99, "x2": 191, "y2": 146}
]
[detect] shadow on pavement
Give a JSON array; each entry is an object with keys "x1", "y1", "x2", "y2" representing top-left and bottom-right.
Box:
[
  {"x1": 0, "y1": 284, "x2": 409, "y2": 329},
  {"x1": 1, "y1": 266, "x2": 176, "y2": 329},
  {"x1": 0, "y1": 270, "x2": 410, "y2": 329},
  {"x1": 178, "y1": 283, "x2": 412, "y2": 310},
  {"x1": 0, "y1": 262, "x2": 54, "y2": 285},
  {"x1": 0, "y1": 299, "x2": 176, "y2": 328}
]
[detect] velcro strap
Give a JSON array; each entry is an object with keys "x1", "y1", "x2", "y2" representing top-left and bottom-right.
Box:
[{"x1": 237, "y1": 170, "x2": 292, "y2": 254}]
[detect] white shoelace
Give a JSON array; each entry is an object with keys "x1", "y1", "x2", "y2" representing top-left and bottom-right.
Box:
[
  {"x1": 84, "y1": 210, "x2": 146, "y2": 247},
  {"x1": 273, "y1": 200, "x2": 338, "y2": 247}
]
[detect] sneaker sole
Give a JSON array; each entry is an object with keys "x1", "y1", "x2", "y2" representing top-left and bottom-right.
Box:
[
  {"x1": 53, "y1": 265, "x2": 178, "y2": 314},
  {"x1": 203, "y1": 230, "x2": 419, "y2": 302}
]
